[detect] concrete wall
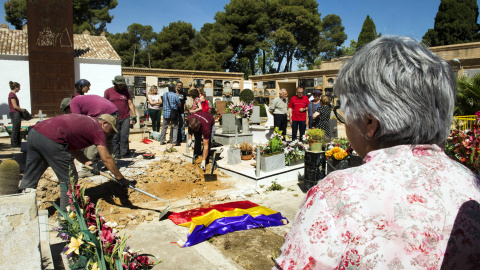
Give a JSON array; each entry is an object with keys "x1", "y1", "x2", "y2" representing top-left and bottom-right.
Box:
[
  {"x1": 75, "y1": 58, "x2": 122, "y2": 97},
  {"x1": 0, "y1": 55, "x2": 31, "y2": 116},
  {"x1": 0, "y1": 191, "x2": 41, "y2": 269}
]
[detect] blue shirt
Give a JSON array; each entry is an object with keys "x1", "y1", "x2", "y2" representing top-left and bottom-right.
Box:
[{"x1": 162, "y1": 92, "x2": 180, "y2": 119}]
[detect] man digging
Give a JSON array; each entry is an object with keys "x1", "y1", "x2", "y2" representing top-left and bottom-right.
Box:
[{"x1": 18, "y1": 114, "x2": 135, "y2": 212}]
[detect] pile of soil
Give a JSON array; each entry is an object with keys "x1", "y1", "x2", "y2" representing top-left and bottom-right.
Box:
[{"x1": 37, "y1": 159, "x2": 232, "y2": 228}]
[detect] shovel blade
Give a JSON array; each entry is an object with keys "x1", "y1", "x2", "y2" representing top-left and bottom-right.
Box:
[{"x1": 204, "y1": 174, "x2": 217, "y2": 182}]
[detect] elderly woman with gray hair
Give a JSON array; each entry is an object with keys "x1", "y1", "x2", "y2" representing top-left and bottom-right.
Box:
[{"x1": 275, "y1": 36, "x2": 480, "y2": 269}]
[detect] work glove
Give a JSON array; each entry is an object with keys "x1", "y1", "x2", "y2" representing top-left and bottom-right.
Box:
[
  {"x1": 131, "y1": 116, "x2": 137, "y2": 125},
  {"x1": 118, "y1": 177, "x2": 137, "y2": 188},
  {"x1": 89, "y1": 163, "x2": 100, "y2": 175},
  {"x1": 200, "y1": 160, "x2": 206, "y2": 171}
]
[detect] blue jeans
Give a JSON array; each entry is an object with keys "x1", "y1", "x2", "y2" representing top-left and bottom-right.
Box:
[
  {"x1": 291, "y1": 120, "x2": 306, "y2": 142},
  {"x1": 113, "y1": 117, "x2": 130, "y2": 157}
]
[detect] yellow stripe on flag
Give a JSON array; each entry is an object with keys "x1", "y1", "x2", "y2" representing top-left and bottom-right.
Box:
[{"x1": 178, "y1": 206, "x2": 278, "y2": 233}]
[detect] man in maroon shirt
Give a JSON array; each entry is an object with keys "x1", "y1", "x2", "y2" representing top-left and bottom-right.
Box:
[
  {"x1": 187, "y1": 112, "x2": 214, "y2": 171},
  {"x1": 104, "y1": 75, "x2": 136, "y2": 158},
  {"x1": 19, "y1": 114, "x2": 134, "y2": 211},
  {"x1": 288, "y1": 87, "x2": 309, "y2": 142}
]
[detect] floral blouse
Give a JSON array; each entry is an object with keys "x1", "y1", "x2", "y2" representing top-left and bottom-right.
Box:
[{"x1": 275, "y1": 145, "x2": 480, "y2": 269}]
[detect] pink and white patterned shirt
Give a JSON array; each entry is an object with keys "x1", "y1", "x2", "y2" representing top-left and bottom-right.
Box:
[{"x1": 275, "y1": 144, "x2": 480, "y2": 270}]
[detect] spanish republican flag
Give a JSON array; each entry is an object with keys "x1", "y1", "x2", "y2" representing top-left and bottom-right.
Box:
[{"x1": 168, "y1": 200, "x2": 288, "y2": 247}]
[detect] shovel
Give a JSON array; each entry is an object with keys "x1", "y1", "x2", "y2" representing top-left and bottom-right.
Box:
[
  {"x1": 84, "y1": 165, "x2": 171, "y2": 220},
  {"x1": 204, "y1": 148, "x2": 223, "y2": 182}
]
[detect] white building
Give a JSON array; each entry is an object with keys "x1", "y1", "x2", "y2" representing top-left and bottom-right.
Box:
[{"x1": 0, "y1": 24, "x2": 122, "y2": 116}]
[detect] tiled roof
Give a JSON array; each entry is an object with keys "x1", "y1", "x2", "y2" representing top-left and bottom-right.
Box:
[{"x1": 0, "y1": 28, "x2": 121, "y2": 60}]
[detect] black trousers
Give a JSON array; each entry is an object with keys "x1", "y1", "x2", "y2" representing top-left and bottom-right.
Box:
[
  {"x1": 10, "y1": 112, "x2": 21, "y2": 147},
  {"x1": 273, "y1": 114, "x2": 287, "y2": 137},
  {"x1": 19, "y1": 129, "x2": 78, "y2": 211},
  {"x1": 193, "y1": 132, "x2": 211, "y2": 161}
]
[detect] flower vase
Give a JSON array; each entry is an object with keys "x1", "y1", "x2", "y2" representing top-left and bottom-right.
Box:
[
  {"x1": 309, "y1": 142, "x2": 323, "y2": 152},
  {"x1": 260, "y1": 153, "x2": 286, "y2": 172},
  {"x1": 241, "y1": 151, "x2": 253, "y2": 160}
]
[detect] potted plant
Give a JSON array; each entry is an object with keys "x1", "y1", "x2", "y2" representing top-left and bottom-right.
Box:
[
  {"x1": 304, "y1": 128, "x2": 325, "y2": 152},
  {"x1": 259, "y1": 128, "x2": 286, "y2": 172},
  {"x1": 238, "y1": 142, "x2": 254, "y2": 160},
  {"x1": 285, "y1": 140, "x2": 306, "y2": 166}
]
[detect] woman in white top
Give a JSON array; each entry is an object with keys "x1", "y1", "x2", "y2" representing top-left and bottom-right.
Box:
[{"x1": 147, "y1": 85, "x2": 162, "y2": 132}]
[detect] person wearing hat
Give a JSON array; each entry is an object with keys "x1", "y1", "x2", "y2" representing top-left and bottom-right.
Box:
[
  {"x1": 19, "y1": 114, "x2": 135, "y2": 212},
  {"x1": 269, "y1": 88, "x2": 289, "y2": 138},
  {"x1": 307, "y1": 89, "x2": 322, "y2": 129},
  {"x1": 60, "y1": 95, "x2": 119, "y2": 176},
  {"x1": 104, "y1": 75, "x2": 136, "y2": 158}
]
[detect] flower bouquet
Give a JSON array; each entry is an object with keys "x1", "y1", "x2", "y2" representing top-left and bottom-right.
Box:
[
  {"x1": 284, "y1": 140, "x2": 306, "y2": 165},
  {"x1": 228, "y1": 101, "x2": 254, "y2": 118},
  {"x1": 51, "y1": 177, "x2": 158, "y2": 270},
  {"x1": 446, "y1": 112, "x2": 480, "y2": 174}
]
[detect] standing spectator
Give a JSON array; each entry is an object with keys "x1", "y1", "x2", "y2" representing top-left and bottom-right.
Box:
[
  {"x1": 288, "y1": 87, "x2": 309, "y2": 142},
  {"x1": 312, "y1": 95, "x2": 331, "y2": 142},
  {"x1": 160, "y1": 83, "x2": 181, "y2": 146},
  {"x1": 269, "y1": 89, "x2": 288, "y2": 137},
  {"x1": 147, "y1": 85, "x2": 162, "y2": 132},
  {"x1": 8, "y1": 81, "x2": 24, "y2": 148},
  {"x1": 187, "y1": 112, "x2": 215, "y2": 171},
  {"x1": 176, "y1": 81, "x2": 186, "y2": 142},
  {"x1": 189, "y1": 88, "x2": 203, "y2": 114},
  {"x1": 104, "y1": 75, "x2": 136, "y2": 158},
  {"x1": 307, "y1": 90, "x2": 322, "y2": 129},
  {"x1": 73, "y1": 79, "x2": 91, "y2": 97}
]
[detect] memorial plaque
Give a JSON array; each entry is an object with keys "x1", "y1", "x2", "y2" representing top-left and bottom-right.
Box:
[
  {"x1": 27, "y1": 0, "x2": 74, "y2": 116},
  {"x1": 251, "y1": 106, "x2": 260, "y2": 125},
  {"x1": 222, "y1": 114, "x2": 237, "y2": 134},
  {"x1": 215, "y1": 101, "x2": 227, "y2": 115}
]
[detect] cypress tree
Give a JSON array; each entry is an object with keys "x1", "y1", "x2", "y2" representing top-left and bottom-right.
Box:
[
  {"x1": 422, "y1": 0, "x2": 480, "y2": 46},
  {"x1": 357, "y1": 15, "x2": 381, "y2": 50}
]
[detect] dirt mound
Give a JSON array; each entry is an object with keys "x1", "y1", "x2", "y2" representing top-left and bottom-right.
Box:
[{"x1": 37, "y1": 159, "x2": 232, "y2": 228}]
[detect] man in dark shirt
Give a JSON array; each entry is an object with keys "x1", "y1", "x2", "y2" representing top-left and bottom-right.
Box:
[
  {"x1": 187, "y1": 112, "x2": 214, "y2": 171},
  {"x1": 19, "y1": 114, "x2": 134, "y2": 211},
  {"x1": 176, "y1": 81, "x2": 186, "y2": 143},
  {"x1": 104, "y1": 75, "x2": 136, "y2": 158}
]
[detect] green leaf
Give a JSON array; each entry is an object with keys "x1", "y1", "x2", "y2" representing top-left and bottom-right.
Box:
[
  {"x1": 80, "y1": 230, "x2": 107, "y2": 270},
  {"x1": 48, "y1": 201, "x2": 75, "y2": 225}
]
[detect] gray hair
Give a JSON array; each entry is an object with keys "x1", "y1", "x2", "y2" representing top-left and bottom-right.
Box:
[{"x1": 334, "y1": 36, "x2": 456, "y2": 148}]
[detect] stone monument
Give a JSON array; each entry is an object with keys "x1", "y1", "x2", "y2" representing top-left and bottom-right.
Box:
[{"x1": 27, "y1": 0, "x2": 75, "y2": 116}]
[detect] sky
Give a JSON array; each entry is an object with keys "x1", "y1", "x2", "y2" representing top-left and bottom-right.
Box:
[{"x1": 1, "y1": 0, "x2": 479, "y2": 48}]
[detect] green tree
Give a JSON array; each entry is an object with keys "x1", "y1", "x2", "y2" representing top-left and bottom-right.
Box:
[
  {"x1": 317, "y1": 14, "x2": 347, "y2": 60},
  {"x1": 422, "y1": 0, "x2": 480, "y2": 46},
  {"x1": 214, "y1": 0, "x2": 270, "y2": 76},
  {"x1": 271, "y1": 0, "x2": 323, "y2": 72},
  {"x1": 4, "y1": 0, "x2": 118, "y2": 34},
  {"x1": 106, "y1": 31, "x2": 135, "y2": 67},
  {"x1": 183, "y1": 22, "x2": 234, "y2": 71},
  {"x1": 357, "y1": 15, "x2": 381, "y2": 49},
  {"x1": 151, "y1": 21, "x2": 196, "y2": 69},
  {"x1": 339, "y1": 39, "x2": 358, "y2": 57},
  {"x1": 455, "y1": 74, "x2": 480, "y2": 115}
]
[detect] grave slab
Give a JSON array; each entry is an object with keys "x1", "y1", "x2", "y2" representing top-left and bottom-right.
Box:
[
  {"x1": 251, "y1": 106, "x2": 261, "y2": 125},
  {"x1": 214, "y1": 133, "x2": 253, "y2": 146},
  {"x1": 0, "y1": 190, "x2": 41, "y2": 269}
]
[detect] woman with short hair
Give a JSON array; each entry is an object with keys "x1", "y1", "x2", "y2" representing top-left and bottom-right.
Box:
[
  {"x1": 147, "y1": 85, "x2": 162, "y2": 132},
  {"x1": 74, "y1": 79, "x2": 91, "y2": 97},
  {"x1": 8, "y1": 81, "x2": 24, "y2": 148},
  {"x1": 275, "y1": 36, "x2": 480, "y2": 269},
  {"x1": 312, "y1": 95, "x2": 331, "y2": 142}
]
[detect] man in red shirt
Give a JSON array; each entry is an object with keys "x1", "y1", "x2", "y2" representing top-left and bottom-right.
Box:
[
  {"x1": 104, "y1": 76, "x2": 136, "y2": 158},
  {"x1": 187, "y1": 112, "x2": 214, "y2": 171},
  {"x1": 288, "y1": 87, "x2": 309, "y2": 142},
  {"x1": 19, "y1": 114, "x2": 134, "y2": 211}
]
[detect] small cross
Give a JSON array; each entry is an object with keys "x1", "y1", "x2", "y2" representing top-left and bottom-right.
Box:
[
  {"x1": 0, "y1": 115, "x2": 11, "y2": 127},
  {"x1": 34, "y1": 110, "x2": 47, "y2": 121}
]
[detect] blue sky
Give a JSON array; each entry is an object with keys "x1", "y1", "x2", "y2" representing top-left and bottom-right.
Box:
[{"x1": 1, "y1": 0, "x2": 479, "y2": 47}]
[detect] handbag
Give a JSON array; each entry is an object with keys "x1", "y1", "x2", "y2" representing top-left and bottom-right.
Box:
[{"x1": 20, "y1": 109, "x2": 33, "y2": 121}]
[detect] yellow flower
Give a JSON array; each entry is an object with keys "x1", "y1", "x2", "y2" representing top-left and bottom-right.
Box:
[
  {"x1": 91, "y1": 262, "x2": 99, "y2": 270},
  {"x1": 66, "y1": 234, "x2": 84, "y2": 255},
  {"x1": 325, "y1": 150, "x2": 333, "y2": 157},
  {"x1": 332, "y1": 147, "x2": 342, "y2": 153},
  {"x1": 69, "y1": 211, "x2": 76, "y2": 220},
  {"x1": 333, "y1": 152, "x2": 344, "y2": 160}
]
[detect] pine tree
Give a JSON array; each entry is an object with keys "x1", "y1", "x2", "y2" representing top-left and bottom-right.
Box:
[
  {"x1": 422, "y1": 0, "x2": 480, "y2": 46},
  {"x1": 356, "y1": 15, "x2": 381, "y2": 50}
]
